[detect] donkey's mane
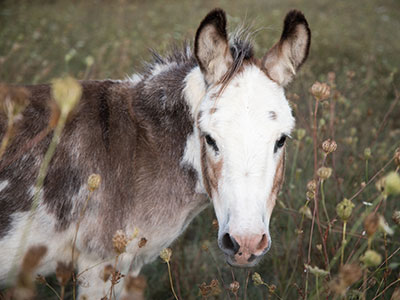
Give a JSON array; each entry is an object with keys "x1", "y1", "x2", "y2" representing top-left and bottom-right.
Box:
[{"x1": 139, "y1": 29, "x2": 255, "y2": 83}]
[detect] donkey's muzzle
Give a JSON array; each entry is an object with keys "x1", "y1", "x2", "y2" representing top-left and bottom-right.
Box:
[{"x1": 218, "y1": 232, "x2": 270, "y2": 266}]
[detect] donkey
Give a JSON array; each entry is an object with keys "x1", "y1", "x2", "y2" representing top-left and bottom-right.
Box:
[{"x1": 0, "y1": 8, "x2": 310, "y2": 298}]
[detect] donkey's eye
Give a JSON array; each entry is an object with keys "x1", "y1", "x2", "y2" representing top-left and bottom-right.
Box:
[
  {"x1": 274, "y1": 135, "x2": 287, "y2": 153},
  {"x1": 205, "y1": 134, "x2": 219, "y2": 153}
]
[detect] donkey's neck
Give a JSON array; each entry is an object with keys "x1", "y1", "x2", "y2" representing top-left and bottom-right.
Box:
[{"x1": 180, "y1": 66, "x2": 207, "y2": 194}]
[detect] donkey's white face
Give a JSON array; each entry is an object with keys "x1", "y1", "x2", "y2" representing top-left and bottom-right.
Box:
[
  {"x1": 198, "y1": 66, "x2": 294, "y2": 265},
  {"x1": 192, "y1": 9, "x2": 310, "y2": 266}
]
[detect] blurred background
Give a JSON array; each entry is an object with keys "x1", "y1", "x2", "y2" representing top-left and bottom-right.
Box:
[{"x1": 1, "y1": 0, "x2": 400, "y2": 299}]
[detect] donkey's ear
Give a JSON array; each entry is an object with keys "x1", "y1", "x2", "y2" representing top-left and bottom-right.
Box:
[
  {"x1": 262, "y1": 10, "x2": 311, "y2": 86},
  {"x1": 194, "y1": 8, "x2": 233, "y2": 85}
]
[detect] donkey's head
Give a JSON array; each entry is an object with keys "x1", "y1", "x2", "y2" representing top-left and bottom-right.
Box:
[{"x1": 193, "y1": 9, "x2": 310, "y2": 266}]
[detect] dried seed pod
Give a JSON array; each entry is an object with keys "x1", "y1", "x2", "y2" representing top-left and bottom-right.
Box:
[
  {"x1": 229, "y1": 281, "x2": 240, "y2": 295},
  {"x1": 252, "y1": 272, "x2": 264, "y2": 286},
  {"x1": 329, "y1": 263, "x2": 362, "y2": 295},
  {"x1": 364, "y1": 148, "x2": 372, "y2": 160},
  {"x1": 51, "y1": 76, "x2": 82, "y2": 116},
  {"x1": 310, "y1": 82, "x2": 330, "y2": 101},
  {"x1": 160, "y1": 248, "x2": 172, "y2": 263},
  {"x1": 322, "y1": 139, "x2": 337, "y2": 154},
  {"x1": 361, "y1": 250, "x2": 382, "y2": 267},
  {"x1": 384, "y1": 172, "x2": 400, "y2": 196},
  {"x1": 299, "y1": 205, "x2": 312, "y2": 219},
  {"x1": 336, "y1": 198, "x2": 355, "y2": 222},
  {"x1": 297, "y1": 128, "x2": 306, "y2": 140},
  {"x1": 88, "y1": 174, "x2": 101, "y2": 191},
  {"x1": 364, "y1": 213, "x2": 379, "y2": 237},
  {"x1": 317, "y1": 167, "x2": 332, "y2": 180},
  {"x1": 307, "y1": 179, "x2": 317, "y2": 193},
  {"x1": 112, "y1": 230, "x2": 128, "y2": 254},
  {"x1": 392, "y1": 211, "x2": 400, "y2": 226}
]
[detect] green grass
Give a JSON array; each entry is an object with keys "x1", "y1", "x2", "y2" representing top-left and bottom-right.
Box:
[{"x1": 1, "y1": 0, "x2": 400, "y2": 299}]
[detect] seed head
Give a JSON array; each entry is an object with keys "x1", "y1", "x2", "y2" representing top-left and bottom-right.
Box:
[
  {"x1": 378, "y1": 215, "x2": 394, "y2": 236},
  {"x1": 336, "y1": 198, "x2": 355, "y2": 222},
  {"x1": 392, "y1": 211, "x2": 400, "y2": 226},
  {"x1": 364, "y1": 213, "x2": 379, "y2": 237},
  {"x1": 305, "y1": 264, "x2": 330, "y2": 277},
  {"x1": 394, "y1": 148, "x2": 400, "y2": 168},
  {"x1": 229, "y1": 281, "x2": 240, "y2": 295},
  {"x1": 361, "y1": 250, "x2": 382, "y2": 267},
  {"x1": 310, "y1": 81, "x2": 330, "y2": 101},
  {"x1": 317, "y1": 167, "x2": 332, "y2": 180},
  {"x1": 212, "y1": 219, "x2": 219, "y2": 230},
  {"x1": 322, "y1": 139, "x2": 337, "y2": 154},
  {"x1": 51, "y1": 76, "x2": 82, "y2": 116},
  {"x1": 299, "y1": 205, "x2": 312, "y2": 220},
  {"x1": 384, "y1": 171, "x2": 400, "y2": 196},
  {"x1": 88, "y1": 174, "x2": 101, "y2": 191},
  {"x1": 252, "y1": 272, "x2": 264, "y2": 286},
  {"x1": 160, "y1": 248, "x2": 172, "y2": 263},
  {"x1": 306, "y1": 190, "x2": 315, "y2": 201},
  {"x1": 112, "y1": 230, "x2": 128, "y2": 254},
  {"x1": 329, "y1": 263, "x2": 362, "y2": 295},
  {"x1": 364, "y1": 148, "x2": 372, "y2": 160},
  {"x1": 0, "y1": 84, "x2": 29, "y2": 120},
  {"x1": 307, "y1": 179, "x2": 317, "y2": 192},
  {"x1": 36, "y1": 274, "x2": 47, "y2": 285},
  {"x1": 297, "y1": 128, "x2": 306, "y2": 140}
]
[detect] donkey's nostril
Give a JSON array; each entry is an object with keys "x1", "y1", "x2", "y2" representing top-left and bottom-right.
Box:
[
  {"x1": 221, "y1": 233, "x2": 240, "y2": 254},
  {"x1": 256, "y1": 234, "x2": 269, "y2": 251}
]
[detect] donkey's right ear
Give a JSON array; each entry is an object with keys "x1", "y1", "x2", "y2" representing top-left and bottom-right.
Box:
[{"x1": 194, "y1": 9, "x2": 233, "y2": 85}]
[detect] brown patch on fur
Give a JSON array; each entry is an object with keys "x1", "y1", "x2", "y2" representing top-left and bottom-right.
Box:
[
  {"x1": 268, "y1": 148, "x2": 286, "y2": 209},
  {"x1": 209, "y1": 107, "x2": 217, "y2": 114},
  {"x1": 200, "y1": 138, "x2": 223, "y2": 196}
]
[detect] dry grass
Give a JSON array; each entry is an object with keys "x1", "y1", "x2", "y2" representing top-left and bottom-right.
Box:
[{"x1": 1, "y1": 0, "x2": 400, "y2": 299}]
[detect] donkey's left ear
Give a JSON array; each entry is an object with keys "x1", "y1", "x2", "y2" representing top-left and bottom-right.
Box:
[
  {"x1": 194, "y1": 9, "x2": 233, "y2": 85},
  {"x1": 262, "y1": 10, "x2": 311, "y2": 86}
]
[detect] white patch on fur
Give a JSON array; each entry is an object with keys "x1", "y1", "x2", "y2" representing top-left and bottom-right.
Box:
[
  {"x1": 182, "y1": 66, "x2": 206, "y2": 117},
  {"x1": 196, "y1": 64, "x2": 294, "y2": 239},
  {"x1": 0, "y1": 180, "x2": 9, "y2": 193},
  {"x1": 0, "y1": 206, "x2": 75, "y2": 283},
  {"x1": 126, "y1": 73, "x2": 143, "y2": 86},
  {"x1": 150, "y1": 62, "x2": 177, "y2": 78},
  {"x1": 181, "y1": 67, "x2": 207, "y2": 193}
]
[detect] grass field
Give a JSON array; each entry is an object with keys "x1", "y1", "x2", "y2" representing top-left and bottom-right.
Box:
[{"x1": 1, "y1": 0, "x2": 400, "y2": 299}]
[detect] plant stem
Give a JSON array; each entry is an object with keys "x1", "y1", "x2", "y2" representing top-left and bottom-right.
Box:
[
  {"x1": 167, "y1": 261, "x2": 179, "y2": 300},
  {"x1": 313, "y1": 100, "x2": 319, "y2": 176},
  {"x1": 340, "y1": 221, "x2": 347, "y2": 266},
  {"x1": 365, "y1": 159, "x2": 369, "y2": 182},
  {"x1": 315, "y1": 276, "x2": 320, "y2": 300},
  {"x1": 320, "y1": 180, "x2": 330, "y2": 225},
  {"x1": 289, "y1": 140, "x2": 300, "y2": 187}
]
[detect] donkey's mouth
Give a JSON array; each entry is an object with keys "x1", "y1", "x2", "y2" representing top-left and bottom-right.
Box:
[{"x1": 225, "y1": 253, "x2": 262, "y2": 268}]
